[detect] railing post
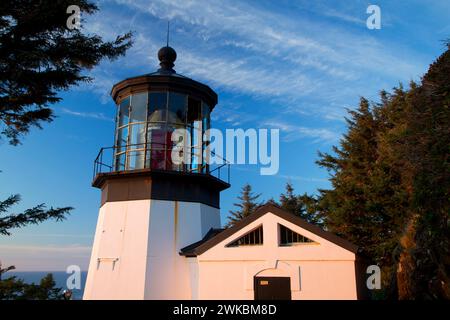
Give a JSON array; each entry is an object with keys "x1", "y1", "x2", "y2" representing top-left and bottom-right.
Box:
[
  {"x1": 111, "y1": 147, "x2": 114, "y2": 172},
  {"x1": 100, "y1": 149, "x2": 103, "y2": 172}
]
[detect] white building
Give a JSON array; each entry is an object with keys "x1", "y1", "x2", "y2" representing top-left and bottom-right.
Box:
[{"x1": 83, "y1": 46, "x2": 366, "y2": 300}]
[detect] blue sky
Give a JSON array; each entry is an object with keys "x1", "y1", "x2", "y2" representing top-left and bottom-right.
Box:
[{"x1": 0, "y1": 0, "x2": 449, "y2": 271}]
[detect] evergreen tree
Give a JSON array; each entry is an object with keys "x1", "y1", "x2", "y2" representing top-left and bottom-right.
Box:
[
  {"x1": 317, "y1": 90, "x2": 414, "y2": 298},
  {"x1": 0, "y1": 0, "x2": 133, "y2": 145},
  {"x1": 0, "y1": 193, "x2": 70, "y2": 300},
  {"x1": 279, "y1": 183, "x2": 302, "y2": 216},
  {"x1": 317, "y1": 97, "x2": 395, "y2": 256},
  {"x1": 0, "y1": 194, "x2": 71, "y2": 236},
  {"x1": 226, "y1": 184, "x2": 261, "y2": 228},
  {"x1": 316, "y1": 42, "x2": 450, "y2": 299},
  {"x1": 279, "y1": 183, "x2": 322, "y2": 225},
  {"x1": 298, "y1": 193, "x2": 322, "y2": 226},
  {"x1": 391, "y1": 42, "x2": 450, "y2": 299},
  {"x1": 0, "y1": 1, "x2": 130, "y2": 298},
  {"x1": 0, "y1": 264, "x2": 62, "y2": 300}
]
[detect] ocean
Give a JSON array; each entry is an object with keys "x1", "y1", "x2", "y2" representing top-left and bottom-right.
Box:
[{"x1": 7, "y1": 271, "x2": 87, "y2": 300}]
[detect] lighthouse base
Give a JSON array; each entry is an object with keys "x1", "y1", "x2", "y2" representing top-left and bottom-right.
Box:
[{"x1": 83, "y1": 199, "x2": 220, "y2": 300}]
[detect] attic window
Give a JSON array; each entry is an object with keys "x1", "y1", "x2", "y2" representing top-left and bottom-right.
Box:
[
  {"x1": 226, "y1": 225, "x2": 263, "y2": 247},
  {"x1": 279, "y1": 224, "x2": 314, "y2": 246}
]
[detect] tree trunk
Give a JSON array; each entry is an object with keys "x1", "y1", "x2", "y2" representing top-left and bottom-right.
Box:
[{"x1": 397, "y1": 214, "x2": 419, "y2": 299}]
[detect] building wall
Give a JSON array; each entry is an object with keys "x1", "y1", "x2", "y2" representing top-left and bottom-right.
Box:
[
  {"x1": 143, "y1": 200, "x2": 220, "y2": 299},
  {"x1": 84, "y1": 204, "x2": 357, "y2": 300},
  {"x1": 194, "y1": 212, "x2": 358, "y2": 300},
  {"x1": 83, "y1": 199, "x2": 220, "y2": 300},
  {"x1": 83, "y1": 200, "x2": 151, "y2": 299}
]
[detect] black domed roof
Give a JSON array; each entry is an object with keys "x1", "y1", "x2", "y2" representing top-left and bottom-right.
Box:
[
  {"x1": 157, "y1": 46, "x2": 177, "y2": 73},
  {"x1": 111, "y1": 45, "x2": 218, "y2": 108}
]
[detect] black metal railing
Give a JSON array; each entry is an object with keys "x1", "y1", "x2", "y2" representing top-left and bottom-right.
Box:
[{"x1": 93, "y1": 142, "x2": 230, "y2": 184}]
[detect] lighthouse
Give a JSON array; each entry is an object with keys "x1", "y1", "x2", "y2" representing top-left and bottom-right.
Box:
[{"x1": 83, "y1": 45, "x2": 230, "y2": 300}]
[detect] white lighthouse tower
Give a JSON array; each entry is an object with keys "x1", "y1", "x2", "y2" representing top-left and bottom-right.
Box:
[{"x1": 83, "y1": 46, "x2": 230, "y2": 300}]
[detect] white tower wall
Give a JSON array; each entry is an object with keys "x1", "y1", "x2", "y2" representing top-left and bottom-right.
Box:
[{"x1": 83, "y1": 199, "x2": 220, "y2": 300}]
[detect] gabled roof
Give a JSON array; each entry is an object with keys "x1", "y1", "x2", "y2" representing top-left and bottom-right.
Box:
[
  {"x1": 179, "y1": 228, "x2": 224, "y2": 257},
  {"x1": 179, "y1": 203, "x2": 359, "y2": 257}
]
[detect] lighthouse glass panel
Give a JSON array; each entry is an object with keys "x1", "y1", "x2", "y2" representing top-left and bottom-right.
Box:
[
  {"x1": 168, "y1": 92, "x2": 186, "y2": 124},
  {"x1": 115, "y1": 95, "x2": 129, "y2": 171},
  {"x1": 118, "y1": 97, "x2": 130, "y2": 127},
  {"x1": 188, "y1": 97, "x2": 202, "y2": 172},
  {"x1": 113, "y1": 91, "x2": 210, "y2": 173},
  {"x1": 147, "y1": 92, "x2": 168, "y2": 170},
  {"x1": 127, "y1": 92, "x2": 147, "y2": 169},
  {"x1": 202, "y1": 103, "x2": 211, "y2": 173},
  {"x1": 167, "y1": 92, "x2": 187, "y2": 171}
]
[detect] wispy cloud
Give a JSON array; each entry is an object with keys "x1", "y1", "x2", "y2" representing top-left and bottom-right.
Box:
[
  {"x1": 321, "y1": 8, "x2": 366, "y2": 25},
  {"x1": 276, "y1": 174, "x2": 329, "y2": 183},
  {"x1": 76, "y1": 0, "x2": 429, "y2": 142},
  {"x1": 233, "y1": 166, "x2": 329, "y2": 183},
  {"x1": 60, "y1": 108, "x2": 113, "y2": 122},
  {"x1": 229, "y1": 168, "x2": 329, "y2": 202},
  {"x1": 179, "y1": 51, "x2": 318, "y2": 99},
  {"x1": 114, "y1": 0, "x2": 422, "y2": 77},
  {"x1": 264, "y1": 120, "x2": 340, "y2": 144}
]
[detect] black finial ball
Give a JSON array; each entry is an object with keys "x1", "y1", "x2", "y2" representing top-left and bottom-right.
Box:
[{"x1": 158, "y1": 46, "x2": 177, "y2": 71}]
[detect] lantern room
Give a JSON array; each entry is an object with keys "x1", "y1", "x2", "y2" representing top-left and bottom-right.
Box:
[{"x1": 108, "y1": 46, "x2": 217, "y2": 174}]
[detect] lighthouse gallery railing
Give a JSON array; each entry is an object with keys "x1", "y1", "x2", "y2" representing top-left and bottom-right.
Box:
[{"x1": 93, "y1": 142, "x2": 230, "y2": 184}]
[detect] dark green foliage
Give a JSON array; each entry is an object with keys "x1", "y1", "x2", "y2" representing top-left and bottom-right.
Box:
[
  {"x1": 0, "y1": 192, "x2": 71, "y2": 299},
  {"x1": 0, "y1": 194, "x2": 72, "y2": 236},
  {"x1": 0, "y1": 0, "x2": 133, "y2": 145},
  {"x1": 0, "y1": 1, "x2": 124, "y2": 300},
  {"x1": 317, "y1": 96, "x2": 406, "y2": 285},
  {"x1": 316, "y1": 42, "x2": 450, "y2": 299},
  {"x1": 226, "y1": 184, "x2": 261, "y2": 228},
  {"x1": 278, "y1": 183, "x2": 322, "y2": 226},
  {"x1": 0, "y1": 192, "x2": 71, "y2": 300},
  {"x1": 0, "y1": 265, "x2": 62, "y2": 300},
  {"x1": 393, "y1": 42, "x2": 450, "y2": 299}
]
